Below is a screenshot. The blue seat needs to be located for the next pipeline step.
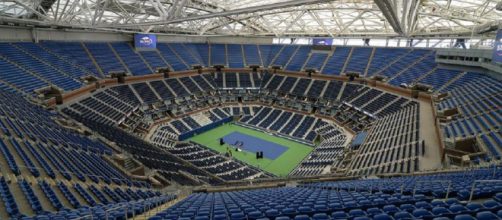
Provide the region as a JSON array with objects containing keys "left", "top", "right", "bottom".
[
  {"left": 476, "top": 211, "right": 499, "bottom": 220},
  {"left": 415, "top": 201, "right": 432, "bottom": 209},
  {"left": 248, "top": 211, "right": 265, "bottom": 220},
  {"left": 382, "top": 205, "right": 400, "bottom": 214},
  {"left": 276, "top": 217, "right": 290, "bottom": 220},
  {"left": 366, "top": 207, "right": 383, "bottom": 216},
  {"left": 412, "top": 208, "right": 433, "bottom": 219},
  {"left": 445, "top": 198, "right": 460, "bottom": 205},
  {"left": 399, "top": 204, "right": 415, "bottom": 212},
  {"left": 431, "top": 206, "right": 452, "bottom": 217},
  {"left": 213, "top": 214, "right": 227, "bottom": 220},
  {"left": 495, "top": 193, "right": 502, "bottom": 203},
  {"left": 348, "top": 209, "right": 366, "bottom": 218},
  {"left": 466, "top": 203, "right": 484, "bottom": 212},
  {"left": 483, "top": 200, "right": 501, "bottom": 210},
  {"left": 294, "top": 215, "right": 311, "bottom": 220},
  {"left": 449, "top": 204, "right": 470, "bottom": 215},
  {"left": 331, "top": 211, "right": 349, "bottom": 219},
  {"left": 313, "top": 204, "right": 329, "bottom": 213},
  {"left": 231, "top": 212, "right": 246, "bottom": 220},
  {"left": 454, "top": 214, "right": 476, "bottom": 220},
  {"left": 394, "top": 211, "right": 413, "bottom": 220},
  {"left": 298, "top": 206, "right": 314, "bottom": 216},
  {"left": 282, "top": 208, "right": 298, "bottom": 217},
  {"left": 431, "top": 200, "right": 448, "bottom": 207},
  {"left": 353, "top": 217, "right": 371, "bottom": 220},
  {"left": 372, "top": 213, "right": 393, "bottom": 220},
  {"left": 312, "top": 213, "right": 329, "bottom": 220},
  {"left": 328, "top": 203, "right": 343, "bottom": 211},
  {"left": 265, "top": 209, "right": 281, "bottom": 218}
]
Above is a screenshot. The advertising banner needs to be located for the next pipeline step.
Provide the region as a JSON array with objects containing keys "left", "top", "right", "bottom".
[{"left": 134, "top": 34, "right": 157, "bottom": 49}]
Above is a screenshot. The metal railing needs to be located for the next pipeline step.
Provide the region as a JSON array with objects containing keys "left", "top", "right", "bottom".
[
  {"left": 468, "top": 179, "right": 502, "bottom": 202},
  {"left": 412, "top": 180, "right": 452, "bottom": 199}
]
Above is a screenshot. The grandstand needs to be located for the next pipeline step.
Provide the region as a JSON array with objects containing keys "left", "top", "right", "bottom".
[{"left": 0, "top": 0, "right": 501, "bottom": 219}]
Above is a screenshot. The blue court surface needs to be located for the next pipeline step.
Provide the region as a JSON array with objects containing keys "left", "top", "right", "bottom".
[{"left": 222, "top": 131, "right": 288, "bottom": 160}]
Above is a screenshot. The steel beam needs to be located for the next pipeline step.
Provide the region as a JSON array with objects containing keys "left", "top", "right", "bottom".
[{"left": 95, "top": 0, "right": 337, "bottom": 28}]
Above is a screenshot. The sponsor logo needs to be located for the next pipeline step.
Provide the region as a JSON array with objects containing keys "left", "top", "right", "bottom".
[
  {"left": 497, "top": 44, "right": 502, "bottom": 56},
  {"left": 140, "top": 36, "right": 153, "bottom": 46}
]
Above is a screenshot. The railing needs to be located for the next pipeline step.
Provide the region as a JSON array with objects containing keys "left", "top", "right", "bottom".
[
  {"left": 413, "top": 180, "right": 452, "bottom": 199},
  {"left": 468, "top": 179, "right": 502, "bottom": 202}
]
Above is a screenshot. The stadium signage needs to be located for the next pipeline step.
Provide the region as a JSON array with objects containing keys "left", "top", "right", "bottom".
[
  {"left": 493, "top": 29, "right": 502, "bottom": 64},
  {"left": 134, "top": 33, "right": 157, "bottom": 49},
  {"left": 313, "top": 38, "right": 333, "bottom": 46}
]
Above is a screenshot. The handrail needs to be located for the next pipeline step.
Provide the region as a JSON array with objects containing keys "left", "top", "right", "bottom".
[
  {"left": 413, "top": 180, "right": 452, "bottom": 199},
  {"left": 468, "top": 179, "right": 502, "bottom": 202}
]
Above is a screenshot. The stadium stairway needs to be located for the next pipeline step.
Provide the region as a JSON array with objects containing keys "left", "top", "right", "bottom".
[
  {"left": 108, "top": 42, "right": 132, "bottom": 74},
  {"left": 80, "top": 42, "right": 105, "bottom": 77},
  {"left": 340, "top": 47, "right": 354, "bottom": 74},
  {"left": 362, "top": 47, "right": 376, "bottom": 77}
]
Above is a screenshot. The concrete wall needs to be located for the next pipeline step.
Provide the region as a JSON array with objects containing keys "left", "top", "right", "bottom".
[{"left": 436, "top": 48, "right": 502, "bottom": 78}]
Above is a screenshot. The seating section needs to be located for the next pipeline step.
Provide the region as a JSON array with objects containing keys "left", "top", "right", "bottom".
[
  {"left": 157, "top": 43, "right": 190, "bottom": 71},
  {"left": 227, "top": 44, "right": 245, "bottom": 68},
  {"left": 306, "top": 167, "right": 502, "bottom": 201},
  {"left": 4, "top": 40, "right": 502, "bottom": 219},
  {"left": 344, "top": 47, "right": 373, "bottom": 74},
  {"left": 0, "top": 86, "right": 184, "bottom": 219},
  {"left": 292, "top": 122, "right": 347, "bottom": 176},
  {"left": 259, "top": 44, "right": 283, "bottom": 67},
  {"left": 138, "top": 50, "right": 168, "bottom": 70},
  {"left": 84, "top": 42, "right": 126, "bottom": 74},
  {"left": 150, "top": 141, "right": 271, "bottom": 181},
  {"left": 304, "top": 53, "right": 328, "bottom": 71},
  {"left": 151, "top": 173, "right": 502, "bottom": 220},
  {"left": 239, "top": 107, "right": 323, "bottom": 144},
  {"left": 366, "top": 48, "right": 410, "bottom": 76},
  {"left": 0, "top": 56, "right": 49, "bottom": 93},
  {"left": 0, "top": 41, "right": 491, "bottom": 99},
  {"left": 243, "top": 44, "right": 262, "bottom": 66},
  {"left": 0, "top": 43, "right": 82, "bottom": 91},
  {"left": 41, "top": 41, "right": 101, "bottom": 76},
  {"left": 349, "top": 105, "right": 422, "bottom": 176},
  {"left": 419, "top": 68, "right": 462, "bottom": 90},
  {"left": 111, "top": 42, "right": 152, "bottom": 75},
  {"left": 272, "top": 45, "right": 298, "bottom": 67},
  {"left": 436, "top": 73, "right": 501, "bottom": 161},
  {"left": 388, "top": 53, "right": 437, "bottom": 86},
  {"left": 185, "top": 43, "right": 209, "bottom": 66},
  {"left": 285, "top": 46, "right": 311, "bottom": 71},
  {"left": 376, "top": 49, "right": 431, "bottom": 79},
  {"left": 211, "top": 44, "right": 227, "bottom": 66},
  {"left": 168, "top": 43, "right": 202, "bottom": 67},
  {"left": 321, "top": 46, "right": 351, "bottom": 75}
]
